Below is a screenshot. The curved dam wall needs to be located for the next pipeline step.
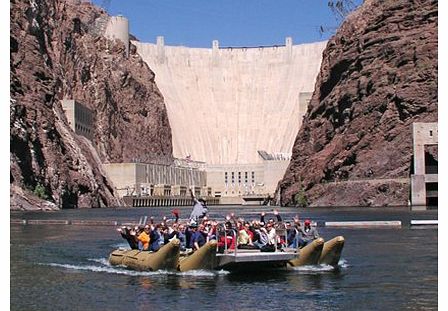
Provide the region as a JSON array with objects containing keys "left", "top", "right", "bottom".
[{"left": 133, "top": 38, "right": 326, "bottom": 166}]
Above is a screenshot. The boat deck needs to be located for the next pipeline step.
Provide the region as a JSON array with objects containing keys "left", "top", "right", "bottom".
[{"left": 215, "top": 250, "right": 297, "bottom": 271}]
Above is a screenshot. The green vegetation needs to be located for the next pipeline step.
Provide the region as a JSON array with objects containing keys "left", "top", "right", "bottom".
[
  {"left": 33, "top": 183, "right": 48, "bottom": 200},
  {"left": 294, "top": 189, "right": 308, "bottom": 207}
]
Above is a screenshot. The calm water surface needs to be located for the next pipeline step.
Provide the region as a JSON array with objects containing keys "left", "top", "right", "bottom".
[{"left": 10, "top": 206, "right": 437, "bottom": 310}]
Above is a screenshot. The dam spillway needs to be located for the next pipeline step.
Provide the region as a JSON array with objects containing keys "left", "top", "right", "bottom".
[{"left": 133, "top": 38, "right": 326, "bottom": 165}]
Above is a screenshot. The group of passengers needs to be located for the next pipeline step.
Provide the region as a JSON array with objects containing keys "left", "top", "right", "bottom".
[
  {"left": 117, "top": 188, "right": 320, "bottom": 253},
  {"left": 218, "top": 210, "right": 320, "bottom": 252}
]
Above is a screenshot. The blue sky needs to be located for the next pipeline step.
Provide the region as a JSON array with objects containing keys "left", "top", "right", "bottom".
[{"left": 92, "top": 0, "right": 362, "bottom": 47}]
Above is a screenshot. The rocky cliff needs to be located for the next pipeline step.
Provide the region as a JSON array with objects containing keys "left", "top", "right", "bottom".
[
  {"left": 10, "top": 0, "right": 173, "bottom": 209},
  {"left": 279, "top": 0, "right": 437, "bottom": 207}
]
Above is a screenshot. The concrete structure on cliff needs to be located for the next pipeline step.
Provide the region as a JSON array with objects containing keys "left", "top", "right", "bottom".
[
  {"left": 411, "top": 122, "right": 438, "bottom": 209},
  {"left": 61, "top": 99, "right": 94, "bottom": 140},
  {"left": 100, "top": 15, "right": 326, "bottom": 203},
  {"left": 104, "top": 15, "right": 129, "bottom": 57}
]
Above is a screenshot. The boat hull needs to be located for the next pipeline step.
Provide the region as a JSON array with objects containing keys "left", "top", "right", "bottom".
[
  {"left": 318, "top": 236, "right": 345, "bottom": 266},
  {"left": 109, "top": 238, "right": 180, "bottom": 271},
  {"left": 109, "top": 236, "right": 345, "bottom": 272},
  {"left": 178, "top": 241, "right": 218, "bottom": 272},
  {"left": 288, "top": 238, "right": 324, "bottom": 267}
]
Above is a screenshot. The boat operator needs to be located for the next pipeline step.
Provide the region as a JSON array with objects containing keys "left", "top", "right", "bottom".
[{"left": 189, "top": 187, "right": 208, "bottom": 225}]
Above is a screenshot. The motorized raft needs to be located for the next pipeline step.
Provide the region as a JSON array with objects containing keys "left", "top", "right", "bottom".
[{"left": 109, "top": 234, "right": 345, "bottom": 272}]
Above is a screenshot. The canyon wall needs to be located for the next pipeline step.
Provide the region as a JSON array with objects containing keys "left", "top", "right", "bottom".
[
  {"left": 10, "top": 0, "right": 173, "bottom": 209},
  {"left": 279, "top": 0, "right": 438, "bottom": 207}
]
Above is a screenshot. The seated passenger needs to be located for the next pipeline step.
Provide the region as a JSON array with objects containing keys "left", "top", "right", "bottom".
[
  {"left": 262, "top": 223, "right": 277, "bottom": 252},
  {"left": 206, "top": 220, "right": 217, "bottom": 241},
  {"left": 237, "top": 222, "right": 256, "bottom": 249},
  {"left": 137, "top": 225, "right": 151, "bottom": 251},
  {"left": 287, "top": 223, "right": 300, "bottom": 248},
  {"left": 253, "top": 224, "right": 268, "bottom": 250},
  {"left": 192, "top": 224, "right": 207, "bottom": 251},
  {"left": 149, "top": 224, "right": 162, "bottom": 252},
  {"left": 117, "top": 226, "right": 139, "bottom": 250},
  {"left": 297, "top": 219, "right": 319, "bottom": 247},
  {"left": 177, "top": 224, "right": 187, "bottom": 251},
  {"left": 217, "top": 221, "right": 236, "bottom": 252}
]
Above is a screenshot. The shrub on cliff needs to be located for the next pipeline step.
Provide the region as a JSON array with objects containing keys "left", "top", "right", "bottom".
[
  {"left": 294, "top": 189, "right": 308, "bottom": 207},
  {"left": 33, "top": 183, "right": 48, "bottom": 200}
]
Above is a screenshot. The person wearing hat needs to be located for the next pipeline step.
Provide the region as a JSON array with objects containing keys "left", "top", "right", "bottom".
[
  {"left": 137, "top": 225, "right": 151, "bottom": 251},
  {"left": 297, "top": 219, "right": 320, "bottom": 248},
  {"left": 189, "top": 187, "right": 208, "bottom": 224}
]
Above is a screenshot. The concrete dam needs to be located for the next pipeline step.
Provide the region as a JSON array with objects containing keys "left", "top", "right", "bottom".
[
  {"left": 100, "top": 16, "right": 327, "bottom": 203},
  {"left": 133, "top": 37, "right": 326, "bottom": 165},
  {"left": 132, "top": 37, "right": 326, "bottom": 200}
]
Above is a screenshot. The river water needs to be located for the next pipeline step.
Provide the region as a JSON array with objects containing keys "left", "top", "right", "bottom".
[{"left": 10, "top": 206, "right": 437, "bottom": 310}]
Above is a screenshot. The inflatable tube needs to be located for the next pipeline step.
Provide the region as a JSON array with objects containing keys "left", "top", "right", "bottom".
[
  {"left": 178, "top": 241, "right": 218, "bottom": 272},
  {"left": 318, "top": 236, "right": 345, "bottom": 266},
  {"left": 110, "top": 238, "right": 180, "bottom": 271},
  {"left": 109, "top": 249, "right": 139, "bottom": 266},
  {"left": 288, "top": 238, "right": 324, "bottom": 267}
]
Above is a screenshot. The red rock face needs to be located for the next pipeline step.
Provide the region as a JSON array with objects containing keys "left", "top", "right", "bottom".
[
  {"left": 279, "top": 0, "right": 437, "bottom": 207},
  {"left": 10, "top": 0, "right": 173, "bottom": 209}
]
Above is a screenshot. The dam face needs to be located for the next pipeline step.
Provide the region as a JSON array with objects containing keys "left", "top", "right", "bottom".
[{"left": 133, "top": 37, "right": 326, "bottom": 199}]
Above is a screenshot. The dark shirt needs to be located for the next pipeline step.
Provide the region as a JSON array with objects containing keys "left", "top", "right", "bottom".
[
  {"left": 185, "top": 228, "right": 193, "bottom": 248},
  {"left": 192, "top": 231, "right": 206, "bottom": 248},
  {"left": 177, "top": 231, "right": 186, "bottom": 250},
  {"left": 164, "top": 230, "right": 178, "bottom": 245},
  {"left": 149, "top": 230, "right": 161, "bottom": 251},
  {"left": 121, "top": 229, "right": 138, "bottom": 250}
]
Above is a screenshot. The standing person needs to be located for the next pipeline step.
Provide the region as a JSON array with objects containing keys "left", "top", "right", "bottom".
[{"left": 189, "top": 187, "right": 208, "bottom": 224}]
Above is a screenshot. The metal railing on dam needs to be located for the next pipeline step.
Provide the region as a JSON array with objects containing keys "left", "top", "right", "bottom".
[
  {"left": 219, "top": 44, "right": 286, "bottom": 50},
  {"left": 122, "top": 196, "right": 220, "bottom": 207}
]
